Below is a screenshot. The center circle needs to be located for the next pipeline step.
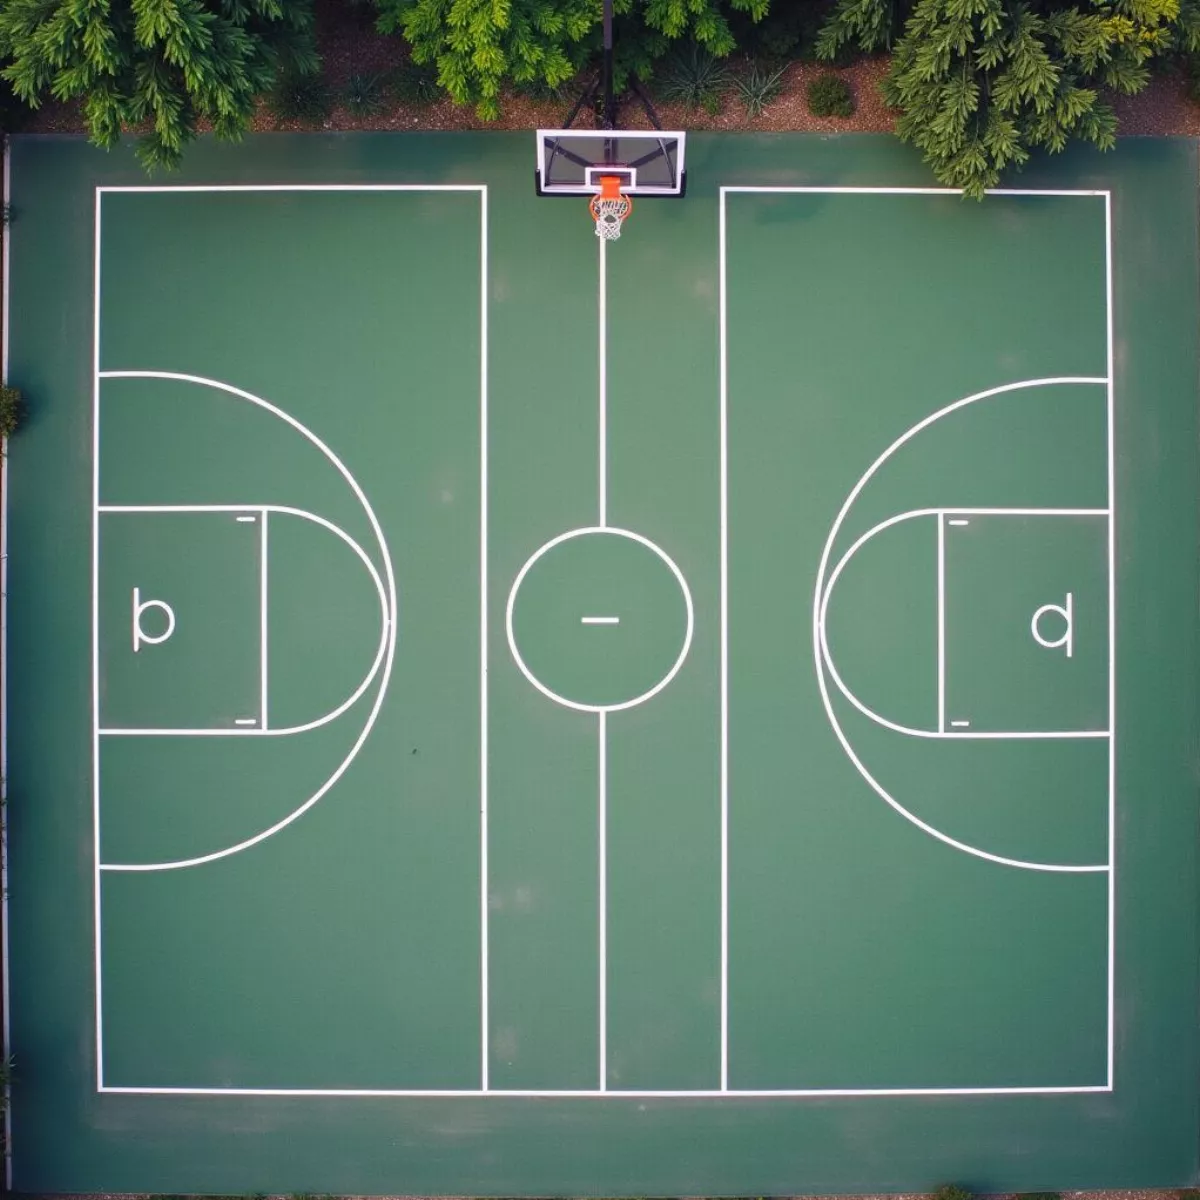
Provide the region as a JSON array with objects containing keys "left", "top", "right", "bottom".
[{"left": 506, "top": 527, "right": 694, "bottom": 712}]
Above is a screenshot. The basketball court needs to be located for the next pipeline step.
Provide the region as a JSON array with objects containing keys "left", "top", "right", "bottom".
[{"left": 3, "top": 131, "right": 1198, "bottom": 1193}]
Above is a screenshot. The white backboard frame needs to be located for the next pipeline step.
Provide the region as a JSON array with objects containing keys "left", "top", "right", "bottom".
[{"left": 536, "top": 129, "right": 687, "bottom": 196}]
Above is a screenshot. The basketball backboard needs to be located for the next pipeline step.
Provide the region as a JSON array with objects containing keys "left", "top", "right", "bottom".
[{"left": 536, "top": 129, "right": 687, "bottom": 196}]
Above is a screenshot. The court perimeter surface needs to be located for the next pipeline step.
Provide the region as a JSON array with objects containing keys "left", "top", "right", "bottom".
[{"left": 5, "top": 132, "right": 1198, "bottom": 1194}]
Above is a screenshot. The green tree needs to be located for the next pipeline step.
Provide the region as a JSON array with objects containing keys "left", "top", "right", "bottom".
[
  {"left": 0, "top": 0, "right": 318, "bottom": 170},
  {"left": 375, "top": 0, "right": 770, "bottom": 120},
  {"left": 820, "top": 0, "right": 1199, "bottom": 196}
]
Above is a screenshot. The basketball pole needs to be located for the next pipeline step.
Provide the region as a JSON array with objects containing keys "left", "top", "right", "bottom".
[
  {"left": 556, "top": 0, "right": 665, "bottom": 132},
  {"left": 601, "top": 0, "right": 615, "bottom": 131}
]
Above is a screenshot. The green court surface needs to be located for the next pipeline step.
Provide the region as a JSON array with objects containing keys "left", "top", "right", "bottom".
[{"left": 4, "top": 132, "right": 1198, "bottom": 1194}]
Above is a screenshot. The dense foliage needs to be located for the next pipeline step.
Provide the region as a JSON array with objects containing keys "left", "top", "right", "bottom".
[
  {"left": 0, "top": 0, "right": 318, "bottom": 169},
  {"left": 820, "top": 0, "right": 1200, "bottom": 195},
  {"left": 0, "top": 0, "right": 1195, "bottom": 190},
  {"left": 374, "top": 0, "right": 769, "bottom": 119}
]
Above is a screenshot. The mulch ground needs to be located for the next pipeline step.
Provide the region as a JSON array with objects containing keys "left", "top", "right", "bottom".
[{"left": 17, "top": 0, "right": 1198, "bottom": 141}]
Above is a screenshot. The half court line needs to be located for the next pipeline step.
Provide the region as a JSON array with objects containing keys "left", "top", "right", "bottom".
[
  {"left": 598, "top": 235, "right": 608, "bottom": 528},
  {"left": 260, "top": 508, "right": 268, "bottom": 731},
  {"left": 598, "top": 710, "right": 608, "bottom": 1092},
  {"left": 937, "top": 511, "right": 945, "bottom": 734}
]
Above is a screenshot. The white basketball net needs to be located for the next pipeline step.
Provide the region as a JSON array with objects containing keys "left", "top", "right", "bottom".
[{"left": 591, "top": 195, "right": 632, "bottom": 240}]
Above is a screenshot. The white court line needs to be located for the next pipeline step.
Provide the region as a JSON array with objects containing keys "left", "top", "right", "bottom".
[
  {"left": 98, "top": 1083, "right": 1112, "bottom": 1097},
  {"left": 722, "top": 187, "right": 1111, "bottom": 198},
  {"left": 97, "top": 185, "right": 487, "bottom": 194},
  {"left": 582, "top": 616, "right": 619, "bottom": 625},
  {"left": 598, "top": 235, "right": 608, "bottom": 528},
  {"left": 717, "top": 179, "right": 730, "bottom": 1094},
  {"left": 598, "top": 710, "right": 608, "bottom": 1092},
  {"left": 92, "top": 185, "right": 104, "bottom": 1087},
  {"left": 236, "top": 515, "right": 255, "bottom": 523},
  {"left": 806, "top": 384, "right": 1112, "bottom": 873},
  {"left": 1, "top": 135, "right": 12, "bottom": 1186},
  {"left": 819, "top": 505, "right": 1110, "bottom": 741},
  {"left": 260, "top": 508, "right": 268, "bottom": 730},
  {"left": 93, "top": 185, "right": 491, "bottom": 1095},
  {"left": 937, "top": 512, "right": 945, "bottom": 734},
  {"left": 506, "top": 527, "right": 694, "bottom": 715},
  {"left": 719, "top": 192, "right": 1115, "bottom": 1100},
  {"left": 234, "top": 719, "right": 257, "bottom": 727},
  {"left": 96, "top": 504, "right": 388, "bottom": 737},
  {"left": 93, "top": 374, "right": 398, "bottom": 875},
  {"left": 1104, "top": 191, "right": 1116, "bottom": 1087},
  {"left": 951, "top": 721, "right": 971, "bottom": 728},
  {"left": 479, "top": 187, "right": 490, "bottom": 1093},
  {"left": 728, "top": 199, "right": 1111, "bottom": 874},
  {"left": 948, "top": 519, "right": 969, "bottom": 526}
]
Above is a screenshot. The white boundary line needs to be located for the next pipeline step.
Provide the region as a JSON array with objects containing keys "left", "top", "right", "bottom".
[
  {"left": 720, "top": 188, "right": 1114, "bottom": 1094},
  {"left": 598, "top": 709, "right": 607, "bottom": 1091},
  {"left": 479, "top": 188, "right": 490, "bottom": 1093},
  {"left": 98, "top": 1083, "right": 1111, "bottom": 1097},
  {"left": 93, "top": 184, "right": 492, "bottom": 1095},
  {"left": 936, "top": 511, "right": 945, "bottom": 734},
  {"left": 819, "top": 506, "right": 1111, "bottom": 741},
  {"left": 260, "top": 508, "right": 268, "bottom": 729},
  {"left": 86, "top": 183, "right": 1116, "bottom": 1100},
  {"left": 92, "top": 185, "right": 103, "bottom": 1088},
  {"left": 96, "top": 185, "right": 485, "bottom": 195},
  {"left": 717, "top": 189, "right": 730, "bottom": 1093},
  {"left": 1104, "top": 192, "right": 1116, "bottom": 1087},
  {"left": 1, "top": 134, "right": 12, "bottom": 1188},
  {"left": 94, "top": 504, "right": 388, "bottom": 738},
  {"left": 722, "top": 187, "right": 1109, "bottom": 198}
]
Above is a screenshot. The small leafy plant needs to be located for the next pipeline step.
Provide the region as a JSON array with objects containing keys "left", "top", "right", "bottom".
[
  {"left": 933, "top": 1186, "right": 973, "bottom": 1200},
  {"left": 267, "top": 70, "right": 332, "bottom": 124},
  {"left": 659, "top": 44, "right": 732, "bottom": 112},
  {"left": 0, "top": 386, "right": 26, "bottom": 437},
  {"left": 806, "top": 72, "right": 854, "bottom": 118},
  {"left": 344, "top": 71, "right": 389, "bottom": 117},
  {"left": 392, "top": 61, "right": 441, "bottom": 105},
  {"left": 734, "top": 62, "right": 787, "bottom": 117},
  {"left": 1184, "top": 56, "right": 1200, "bottom": 105}
]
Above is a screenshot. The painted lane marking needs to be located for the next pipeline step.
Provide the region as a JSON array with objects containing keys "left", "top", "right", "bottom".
[{"left": 581, "top": 616, "right": 620, "bottom": 625}]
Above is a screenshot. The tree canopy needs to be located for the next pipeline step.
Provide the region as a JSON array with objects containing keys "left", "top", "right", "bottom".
[
  {"left": 820, "top": 0, "right": 1199, "bottom": 195},
  {"left": 375, "top": 0, "right": 770, "bottom": 119},
  {"left": 0, "top": 0, "right": 318, "bottom": 169},
  {"left": 0, "top": 0, "right": 1196, "bottom": 191}
]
